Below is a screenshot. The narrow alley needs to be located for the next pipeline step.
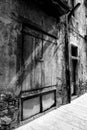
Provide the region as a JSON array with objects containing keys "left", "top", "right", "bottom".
[
  {"left": 15, "top": 93, "right": 87, "bottom": 130},
  {"left": 1, "top": 0, "right": 87, "bottom": 129}
]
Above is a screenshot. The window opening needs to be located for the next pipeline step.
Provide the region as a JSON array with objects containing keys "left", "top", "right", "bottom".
[{"left": 71, "top": 45, "right": 78, "bottom": 57}]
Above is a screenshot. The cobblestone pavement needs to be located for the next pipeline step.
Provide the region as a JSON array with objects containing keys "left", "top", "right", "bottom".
[{"left": 15, "top": 93, "right": 87, "bottom": 130}]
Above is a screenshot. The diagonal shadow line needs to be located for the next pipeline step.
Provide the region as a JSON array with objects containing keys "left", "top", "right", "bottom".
[
  {"left": 21, "top": 38, "right": 53, "bottom": 82},
  {"left": 53, "top": 42, "right": 64, "bottom": 56},
  {"left": 7, "top": 33, "right": 56, "bottom": 91}
]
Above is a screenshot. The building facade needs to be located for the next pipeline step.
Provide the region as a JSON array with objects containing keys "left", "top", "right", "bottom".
[
  {"left": 69, "top": 0, "right": 87, "bottom": 96},
  {"left": 0, "top": 0, "right": 87, "bottom": 129}
]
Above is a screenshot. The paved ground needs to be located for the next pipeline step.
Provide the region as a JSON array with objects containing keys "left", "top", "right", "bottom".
[{"left": 15, "top": 93, "right": 87, "bottom": 130}]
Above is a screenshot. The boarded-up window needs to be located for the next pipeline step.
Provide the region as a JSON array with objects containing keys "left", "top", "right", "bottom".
[
  {"left": 21, "top": 90, "right": 56, "bottom": 120},
  {"left": 22, "top": 96, "right": 40, "bottom": 120},
  {"left": 42, "top": 92, "right": 55, "bottom": 111}
]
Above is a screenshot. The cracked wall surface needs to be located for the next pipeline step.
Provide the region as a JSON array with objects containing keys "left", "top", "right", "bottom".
[
  {"left": 0, "top": 0, "right": 67, "bottom": 129},
  {"left": 0, "top": 0, "right": 87, "bottom": 129}
]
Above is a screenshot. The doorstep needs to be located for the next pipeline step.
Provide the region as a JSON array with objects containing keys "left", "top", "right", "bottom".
[{"left": 71, "top": 95, "right": 78, "bottom": 101}]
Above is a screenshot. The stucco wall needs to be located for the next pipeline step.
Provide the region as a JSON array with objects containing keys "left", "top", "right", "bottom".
[
  {"left": 0, "top": 0, "right": 67, "bottom": 129},
  {"left": 0, "top": 0, "right": 87, "bottom": 129},
  {"left": 69, "top": 0, "right": 87, "bottom": 95}
]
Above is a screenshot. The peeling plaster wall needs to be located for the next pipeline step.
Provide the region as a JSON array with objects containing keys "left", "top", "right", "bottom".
[
  {"left": 1, "top": 0, "right": 87, "bottom": 128},
  {"left": 0, "top": 0, "right": 67, "bottom": 129},
  {"left": 70, "top": 0, "right": 87, "bottom": 95},
  {"left": 0, "top": 18, "right": 17, "bottom": 90},
  {"left": 0, "top": 9, "right": 21, "bottom": 130}
]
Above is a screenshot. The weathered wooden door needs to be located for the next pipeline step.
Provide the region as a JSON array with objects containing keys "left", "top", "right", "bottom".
[
  {"left": 20, "top": 25, "right": 57, "bottom": 120},
  {"left": 21, "top": 25, "right": 57, "bottom": 91},
  {"left": 22, "top": 26, "right": 43, "bottom": 91}
]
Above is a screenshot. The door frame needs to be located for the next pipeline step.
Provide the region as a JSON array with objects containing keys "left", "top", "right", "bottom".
[{"left": 70, "top": 44, "right": 79, "bottom": 98}]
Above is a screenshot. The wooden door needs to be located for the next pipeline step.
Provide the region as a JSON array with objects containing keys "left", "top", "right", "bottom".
[{"left": 21, "top": 26, "right": 42, "bottom": 91}]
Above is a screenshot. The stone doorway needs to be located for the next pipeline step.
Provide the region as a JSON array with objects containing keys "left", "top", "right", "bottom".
[
  {"left": 71, "top": 59, "right": 78, "bottom": 95},
  {"left": 70, "top": 45, "right": 78, "bottom": 97}
]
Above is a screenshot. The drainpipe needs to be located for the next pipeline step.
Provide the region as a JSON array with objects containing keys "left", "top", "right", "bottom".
[
  {"left": 65, "top": 3, "right": 81, "bottom": 103},
  {"left": 65, "top": 14, "right": 71, "bottom": 103}
]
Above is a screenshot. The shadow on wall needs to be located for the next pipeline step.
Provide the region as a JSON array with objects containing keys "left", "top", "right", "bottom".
[{"left": 6, "top": 27, "right": 59, "bottom": 93}]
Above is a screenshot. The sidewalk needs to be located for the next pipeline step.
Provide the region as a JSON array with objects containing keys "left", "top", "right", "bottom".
[{"left": 15, "top": 93, "right": 87, "bottom": 130}]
